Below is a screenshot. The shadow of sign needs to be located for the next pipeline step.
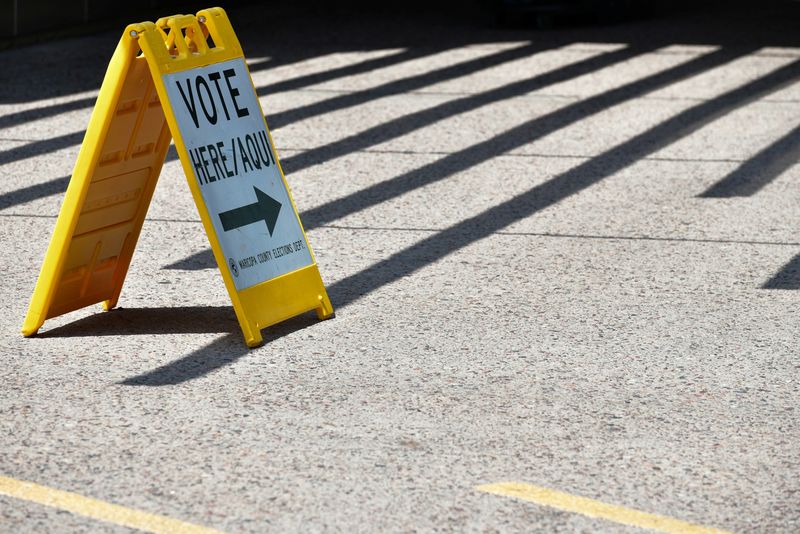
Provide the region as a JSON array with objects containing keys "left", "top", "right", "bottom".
[
  {"left": 117, "top": 313, "right": 320, "bottom": 386},
  {"left": 38, "top": 306, "right": 240, "bottom": 337},
  {"left": 36, "top": 306, "right": 321, "bottom": 386}
]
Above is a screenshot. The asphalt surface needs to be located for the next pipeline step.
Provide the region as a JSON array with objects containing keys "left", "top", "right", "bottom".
[{"left": 1, "top": 2, "right": 799, "bottom": 532}]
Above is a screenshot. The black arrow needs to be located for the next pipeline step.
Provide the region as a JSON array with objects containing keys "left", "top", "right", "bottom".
[{"left": 218, "top": 186, "right": 282, "bottom": 235}]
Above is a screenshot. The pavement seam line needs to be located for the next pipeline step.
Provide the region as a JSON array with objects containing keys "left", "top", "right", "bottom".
[
  {"left": 3, "top": 213, "right": 799, "bottom": 248},
  {"left": 476, "top": 482, "right": 733, "bottom": 534},
  {"left": 0, "top": 475, "right": 225, "bottom": 534}
]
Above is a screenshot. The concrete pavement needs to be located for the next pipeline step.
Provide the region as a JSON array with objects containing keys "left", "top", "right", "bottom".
[{"left": 1, "top": 3, "right": 799, "bottom": 532}]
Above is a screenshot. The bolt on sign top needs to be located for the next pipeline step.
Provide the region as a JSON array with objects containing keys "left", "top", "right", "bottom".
[{"left": 21, "top": 7, "right": 334, "bottom": 347}]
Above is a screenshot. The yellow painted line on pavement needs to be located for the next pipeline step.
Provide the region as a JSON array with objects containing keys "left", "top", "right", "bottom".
[
  {"left": 0, "top": 475, "right": 225, "bottom": 534},
  {"left": 476, "top": 482, "right": 732, "bottom": 534}
]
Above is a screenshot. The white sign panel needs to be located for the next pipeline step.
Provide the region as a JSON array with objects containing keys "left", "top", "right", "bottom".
[{"left": 164, "top": 58, "right": 313, "bottom": 290}]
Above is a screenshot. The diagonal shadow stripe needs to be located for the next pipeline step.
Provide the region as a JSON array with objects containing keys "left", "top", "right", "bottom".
[
  {"left": 326, "top": 56, "right": 800, "bottom": 309},
  {"left": 243, "top": 57, "right": 274, "bottom": 73},
  {"left": 164, "top": 45, "right": 756, "bottom": 271},
  {"left": 0, "top": 130, "right": 84, "bottom": 167},
  {"left": 699, "top": 122, "right": 800, "bottom": 197},
  {"left": 264, "top": 41, "right": 556, "bottom": 130},
  {"left": 256, "top": 47, "right": 437, "bottom": 97},
  {"left": 0, "top": 97, "right": 97, "bottom": 132},
  {"left": 762, "top": 253, "right": 800, "bottom": 289},
  {"left": 299, "top": 46, "right": 756, "bottom": 231},
  {"left": 281, "top": 44, "right": 655, "bottom": 174},
  {"left": 0, "top": 175, "right": 69, "bottom": 210}
]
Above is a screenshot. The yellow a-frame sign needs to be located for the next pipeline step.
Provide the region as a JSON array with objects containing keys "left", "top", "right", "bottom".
[{"left": 22, "top": 7, "right": 334, "bottom": 347}]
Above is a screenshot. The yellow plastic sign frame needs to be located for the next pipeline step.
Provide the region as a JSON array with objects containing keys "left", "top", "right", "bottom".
[{"left": 22, "top": 7, "right": 333, "bottom": 347}]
